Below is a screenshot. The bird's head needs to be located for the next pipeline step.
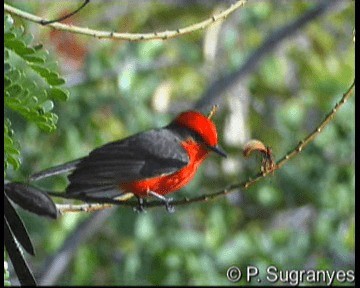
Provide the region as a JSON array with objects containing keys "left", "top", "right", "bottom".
[{"left": 173, "top": 110, "right": 227, "bottom": 158}]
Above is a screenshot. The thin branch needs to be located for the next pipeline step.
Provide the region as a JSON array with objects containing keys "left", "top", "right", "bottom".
[
  {"left": 275, "top": 80, "right": 355, "bottom": 171},
  {"left": 172, "top": 79, "right": 355, "bottom": 206},
  {"left": 53, "top": 79, "right": 355, "bottom": 212},
  {"left": 56, "top": 203, "right": 114, "bottom": 214},
  {"left": 4, "top": 0, "right": 246, "bottom": 41},
  {"left": 40, "top": 0, "right": 90, "bottom": 25}
]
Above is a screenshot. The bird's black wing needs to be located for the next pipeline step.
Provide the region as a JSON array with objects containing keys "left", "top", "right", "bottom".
[{"left": 66, "top": 128, "right": 189, "bottom": 197}]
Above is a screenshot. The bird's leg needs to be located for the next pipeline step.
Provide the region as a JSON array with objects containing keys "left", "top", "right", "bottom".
[
  {"left": 148, "top": 191, "right": 175, "bottom": 213},
  {"left": 133, "top": 196, "right": 147, "bottom": 213}
]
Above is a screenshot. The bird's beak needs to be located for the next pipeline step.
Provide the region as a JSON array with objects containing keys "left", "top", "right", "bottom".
[{"left": 207, "top": 144, "right": 227, "bottom": 158}]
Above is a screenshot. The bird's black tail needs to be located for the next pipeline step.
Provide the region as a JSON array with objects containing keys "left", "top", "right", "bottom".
[{"left": 29, "top": 158, "right": 83, "bottom": 182}]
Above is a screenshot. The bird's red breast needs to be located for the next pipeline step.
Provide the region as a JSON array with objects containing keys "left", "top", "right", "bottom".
[{"left": 119, "top": 138, "right": 209, "bottom": 197}]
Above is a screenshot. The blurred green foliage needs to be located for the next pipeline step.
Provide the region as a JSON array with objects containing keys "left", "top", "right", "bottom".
[
  {"left": 4, "top": 1, "right": 354, "bottom": 286},
  {"left": 4, "top": 13, "right": 69, "bottom": 174}
]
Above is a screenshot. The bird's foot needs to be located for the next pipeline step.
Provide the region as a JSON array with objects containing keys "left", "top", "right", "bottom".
[
  {"left": 164, "top": 199, "right": 175, "bottom": 213},
  {"left": 148, "top": 191, "right": 175, "bottom": 213},
  {"left": 133, "top": 196, "right": 147, "bottom": 213}
]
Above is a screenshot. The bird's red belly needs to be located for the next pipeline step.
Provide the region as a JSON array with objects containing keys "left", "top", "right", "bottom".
[
  {"left": 120, "top": 141, "right": 209, "bottom": 197},
  {"left": 120, "top": 162, "right": 199, "bottom": 197}
]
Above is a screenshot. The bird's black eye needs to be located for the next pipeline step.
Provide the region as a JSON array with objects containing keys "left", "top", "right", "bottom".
[{"left": 191, "top": 131, "right": 206, "bottom": 144}]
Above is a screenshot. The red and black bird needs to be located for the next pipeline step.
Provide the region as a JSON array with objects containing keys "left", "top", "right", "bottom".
[{"left": 30, "top": 110, "right": 226, "bottom": 211}]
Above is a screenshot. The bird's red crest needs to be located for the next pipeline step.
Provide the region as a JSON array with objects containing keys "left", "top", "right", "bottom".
[{"left": 174, "top": 111, "right": 218, "bottom": 146}]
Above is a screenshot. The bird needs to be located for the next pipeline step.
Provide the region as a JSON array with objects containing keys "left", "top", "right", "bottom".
[{"left": 30, "top": 110, "right": 227, "bottom": 212}]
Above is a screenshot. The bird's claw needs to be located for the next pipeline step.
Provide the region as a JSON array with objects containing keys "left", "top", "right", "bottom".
[
  {"left": 133, "top": 205, "right": 146, "bottom": 213},
  {"left": 164, "top": 198, "right": 175, "bottom": 213},
  {"left": 133, "top": 197, "right": 147, "bottom": 213},
  {"left": 147, "top": 191, "right": 175, "bottom": 213}
]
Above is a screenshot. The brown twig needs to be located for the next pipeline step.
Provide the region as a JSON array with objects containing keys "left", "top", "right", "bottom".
[
  {"left": 4, "top": 1, "right": 246, "bottom": 41},
  {"left": 53, "top": 79, "right": 355, "bottom": 212},
  {"left": 207, "top": 105, "right": 219, "bottom": 119},
  {"left": 56, "top": 203, "right": 114, "bottom": 214},
  {"left": 275, "top": 80, "right": 355, "bottom": 170},
  {"left": 40, "top": 0, "right": 90, "bottom": 25}
]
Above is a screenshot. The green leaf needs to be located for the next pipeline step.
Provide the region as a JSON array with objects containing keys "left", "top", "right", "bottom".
[
  {"left": 4, "top": 120, "right": 21, "bottom": 171},
  {"left": 33, "top": 44, "right": 43, "bottom": 50},
  {"left": 40, "top": 100, "right": 54, "bottom": 113},
  {"left": 4, "top": 14, "right": 14, "bottom": 33},
  {"left": 4, "top": 62, "right": 11, "bottom": 72},
  {"left": 6, "top": 37, "right": 36, "bottom": 56},
  {"left": 36, "top": 122, "right": 55, "bottom": 132},
  {"left": 49, "top": 87, "right": 69, "bottom": 101},
  {"left": 29, "top": 63, "right": 66, "bottom": 86},
  {"left": 23, "top": 54, "right": 46, "bottom": 63},
  {"left": 6, "top": 84, "right": 22, "bottom": 95}
]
